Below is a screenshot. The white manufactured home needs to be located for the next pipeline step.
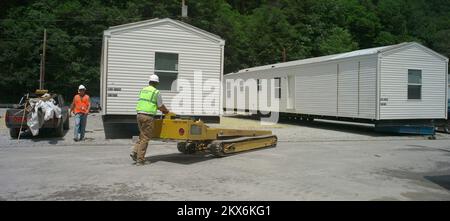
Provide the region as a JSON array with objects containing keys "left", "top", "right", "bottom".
[
  {"left": 224, "top": 42, "right": 448, "bottom": 125},
  {"left": 100, "top": 18, "right": 225, "bottom": 126}
]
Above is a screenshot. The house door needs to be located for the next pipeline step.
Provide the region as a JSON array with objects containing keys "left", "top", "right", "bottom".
[{"left": 287, "top": 75, "right": 295, "bottom": 110}]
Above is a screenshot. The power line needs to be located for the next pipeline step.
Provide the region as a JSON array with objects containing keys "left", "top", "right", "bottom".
[
  {"left": 0, "top": 37, "right": 104, "bottom": 42},
  {"left": 0, "top": 18, "right": 144, "bottom": 22},
  {"left": 0, "top": 40, "right": 103, "bottom": 43},
  {"left": 0, "top": 38, "right": 103, "bottom": 40}
]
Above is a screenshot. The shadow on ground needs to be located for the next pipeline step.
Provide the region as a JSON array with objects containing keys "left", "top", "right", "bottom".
[
  {"left": 382, "top": 164, "right": 450, "bottom": 200},
  {"left": 14, "top": 128, "right": 69, "bottom": 145},
  {"left": 226, "top": 115, "right": 405, "bottom": 137},
  {"left": 146, "top": 153, "right": 214, "bottom": 165},
  {"left": 104, "top": 123, "right": 139, "bottom": 139},
  {"left": 145, "top": 145, "right": 275, "bottom": 165},
  {"left": 405, "top": 145, "right": 450, "bottom": 155},
  {"left": 424, "top": 175, "right": 450, "bottom": 191}
]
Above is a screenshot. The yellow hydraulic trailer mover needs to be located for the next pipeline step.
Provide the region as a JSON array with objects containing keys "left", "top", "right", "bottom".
[{"left": 152, "top": 113, "right": 277, "bottom": 157}]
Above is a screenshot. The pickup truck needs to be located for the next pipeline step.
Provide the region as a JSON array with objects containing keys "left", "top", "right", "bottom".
[{"left": 5, "top": 93, "right": 70, "bottom": 138}]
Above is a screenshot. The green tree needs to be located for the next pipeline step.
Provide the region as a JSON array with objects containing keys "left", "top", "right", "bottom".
[
  {"left": 1, "top": 0, "right": 449, "bottom": 102},
  {"left": 318, "top": 27, "right": 358, "bottom": 54}
]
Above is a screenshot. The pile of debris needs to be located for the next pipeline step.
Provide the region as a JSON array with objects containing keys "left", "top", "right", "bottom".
[{"left": 24, "top": 93, "right": 62, "bottom": 136}]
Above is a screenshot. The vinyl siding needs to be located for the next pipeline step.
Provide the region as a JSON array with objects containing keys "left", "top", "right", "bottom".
[
  {"left": 379, "top": 45, "right": 447, "bottom": 119},
  {"left": 337, "top": 61, "right": 359, "bottom": 117},
  {"left": 103, "top": 21, "right": 222, "bottom": 116},
  {"left": 358, "top": 58, "right": 377, "bottom": 119},
  {"left": 295, "top": 63, "right": 338, "bottom": 116},
  {"left": 224, "top": 56, "right": 378, "bottom": 119},
  {"left": 224, "top": 43, "right": 447, "bottom": 121}
]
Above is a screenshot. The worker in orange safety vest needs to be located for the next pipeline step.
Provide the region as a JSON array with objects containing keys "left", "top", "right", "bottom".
[{"left": 70, "top": 85, "right": 90, "bottom": 142}]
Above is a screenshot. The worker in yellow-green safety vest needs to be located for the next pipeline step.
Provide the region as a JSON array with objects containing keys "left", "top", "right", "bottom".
[{"left": 131, "top": 74, "right": 170, "bottom": 166}]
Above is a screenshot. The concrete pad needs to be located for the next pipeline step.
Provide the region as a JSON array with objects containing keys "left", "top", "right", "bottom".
[{"left": 1, "top": 114, "right": 450, "bottom": 200}]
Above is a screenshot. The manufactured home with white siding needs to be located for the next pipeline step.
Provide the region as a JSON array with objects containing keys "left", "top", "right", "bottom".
[
  {"left": 224, "top": 42, "right": 448, "bottom": 132},
  {"left": 101, "top": 18, "right": 225, "bottom": 130}
]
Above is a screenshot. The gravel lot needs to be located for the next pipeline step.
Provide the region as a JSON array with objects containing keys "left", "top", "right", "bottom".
[
  {"left": 1, "top": 108, "right": 450, "bottom": 200},
  {"left": 2, "top": 109, "right": 446, "bottom": 148}
]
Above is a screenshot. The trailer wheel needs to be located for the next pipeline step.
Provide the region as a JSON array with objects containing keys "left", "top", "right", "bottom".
[
  {"left": 185, "top": 142, "right": 197, "bottom": 154},
  {"left": 55, "top": 120, "right": 65, "bottom": 137},
  {"left": 209, "top": 142, "right": 225, "bottom": 157},
  {"left": 271, "top": 136, "right": 278, "bottom": 147},
  {"left": 177, "top": 142, "right": 196, "bottom": 154},
  {"left": 9, "top": 128, "right": 20, "bottom": 139},
  {"left": 177, "top": 142, "right": 187, "bottom": 153},
  {"left": 63, "top": 115, "right": 70, "bottom": 130}
]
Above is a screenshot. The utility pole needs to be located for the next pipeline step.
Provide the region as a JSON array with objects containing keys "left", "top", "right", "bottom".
[
  {"left": 181, "top": 0, "right": 188, "bottom": 18},
  {"left": 282, "top": 47, "right": 286, "bottom": 62},
  {"left": 39, "top": 29, "right": 47, "bottom": 90}
]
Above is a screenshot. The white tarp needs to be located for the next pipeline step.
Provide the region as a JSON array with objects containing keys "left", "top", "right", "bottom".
[{"left": 26, "top": 97, "right": 62, "bottom": 136}]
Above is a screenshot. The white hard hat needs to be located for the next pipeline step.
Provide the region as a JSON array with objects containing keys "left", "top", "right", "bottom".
[
  {"left": 149, "top": 74, "right": 159, "bottom": 83},
  {"left": 78, "top": 85, "right": 86, "bottom": 90}
]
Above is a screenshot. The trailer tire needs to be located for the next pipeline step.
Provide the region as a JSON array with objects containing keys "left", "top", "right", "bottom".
[
  {"left": 177, "top": 142, "right": 187, "bottom": 153},
  {"left": 177, "top": 142, "right": 196, "bottom": 154},
  {"left": 63, "top": 115, "right": 70, "bottom": 130},
  {"left": 9, "top": 128, "right": 20, "bottom": 139},
  {"left": 186, "top": 142, "right": 197, "bottom": 154},
  {"left": 209, "top": 142, "right": 225, "bottom": 157},
  {"left": 271, "top": 136, "right": 278, "bottom": 147},
  {"left": 55, "top": 120, "right": 65, "bottom": 137}
]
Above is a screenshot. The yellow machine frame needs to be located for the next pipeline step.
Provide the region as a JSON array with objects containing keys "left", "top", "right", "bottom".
[{"left": 152, "top": 113, "right": 277, "bottom": 156}]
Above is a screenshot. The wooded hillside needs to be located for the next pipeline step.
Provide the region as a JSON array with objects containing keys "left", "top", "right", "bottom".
[{"left": 1, "top": 0, "right": 449, "bottom": 102}]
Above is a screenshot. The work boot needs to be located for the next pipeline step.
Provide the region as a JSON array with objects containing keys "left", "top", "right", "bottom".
[
  {"left": 135, "top": 161, "right": 149, "bottom": 166},
  {"left": 130, "top": 152, "right": 137, "bottom": 162}
]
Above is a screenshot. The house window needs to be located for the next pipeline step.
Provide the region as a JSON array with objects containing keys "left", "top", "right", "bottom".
[
  {"left": 408, "top": 69, "right": 422, "bottom": 100},
  {"left": 257, "top": 79, "right": 262, "bottom": 91},
  {"left": 274, "top": 77, "right": 281, "bottom": 98},
  {"left": 226, "top": 82, "right": 231, "bottom": 98},
  {"left": 155, "top": 52, "right": 178, "bottom": 91}
]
